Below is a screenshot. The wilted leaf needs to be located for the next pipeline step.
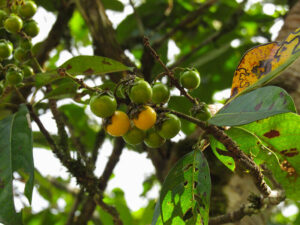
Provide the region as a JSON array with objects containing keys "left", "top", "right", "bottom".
[
  {"left": 152, "top": 150, "right": 211, "bottom": 225},
  {"left": 209, "top": 86, "right": 296, "bottom": 126},
  {"left": 230, "top": 27, "right": 300, "bottom": 99},
  {"left": 0, "top": 105, "right": 34, "bottom": 225}
]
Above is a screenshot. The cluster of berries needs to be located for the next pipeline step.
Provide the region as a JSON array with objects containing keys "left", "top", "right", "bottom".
[
  {"left": 0, "top": 1, "right": 38, "bottom": 93},
  {"left": 89, "top": 69, "right": 208, "bottom": 149}
]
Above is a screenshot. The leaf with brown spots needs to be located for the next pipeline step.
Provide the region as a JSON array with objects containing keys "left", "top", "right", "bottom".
[
  {"left": 263, "top": 130, "right": 280, "bottom": 138},
  {"left": 229, "top": 27, "right": 300, "bottom": 101},
  {"left": 152, "top": 150, "right": 211, "bottom": 225},
  {"left": 241, "top": 113, "right": 300, "bottom": 200},
  {"left": 59, "top": 55, "right": 130, "bottom": 76}
]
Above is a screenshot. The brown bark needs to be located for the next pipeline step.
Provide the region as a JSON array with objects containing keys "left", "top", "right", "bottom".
[
  {"left": 75, "top": 0, "right": 134, "bottom": 68},
  {"left": 273, "top": 0, "right": 300, "bottom": 113}
]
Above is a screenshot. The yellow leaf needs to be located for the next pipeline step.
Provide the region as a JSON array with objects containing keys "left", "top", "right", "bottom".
[{"left": 231, "top": 27, "right": 300, "bottom": 97}]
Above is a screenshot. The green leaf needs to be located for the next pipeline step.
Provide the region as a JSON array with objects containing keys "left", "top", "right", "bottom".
[
  {"left": 209, "top": 128, "right": 262, "bottom": 171},
  {"left": 102, "top": 0, "right": 124, "bottom": 11},
  {"left": 241, "top": 113, "right": 300, "bottom": 200},
  {"left": 43, "top": 80, "right": 79, "bottom": 100},
  {"left": 33, "top": 132, "right": 60, "bottom": 150},
  {"left": 59, "top": 55, "right": 130, "bottom": 76},
  {"left": 211, "top": 113, "right": 300, "bottom": 200},
  {"left": 59, "top": 104, "right": 98, "bottom": 151},
  {"left": 152, "top": 150, "right": 211, "bottom": 225},
  {"left": 0, "top": 105, "right": 34, "bottom": 225},
  {"left": 35, "top": 72, "right": 62, "bottom": 88},
  {"left": 209, "top": 86, "right": 296, "bottom": 126}
]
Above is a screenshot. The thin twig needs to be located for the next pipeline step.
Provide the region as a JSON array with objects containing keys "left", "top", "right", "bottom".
[
  {"left": 153, "top": 0, "right": 219, "bottom": 48},
  {"left": 94, "top": 195, "right": 123, "bottom": 225},
  {"left": 47, "top": 90, "right": 69, "bottom": 154},
  {"left": 143, "top": 37, "right": 198, "bottom": 105},
  {"left": 74, "top": 137, "right": 125, "bottom": 224}
]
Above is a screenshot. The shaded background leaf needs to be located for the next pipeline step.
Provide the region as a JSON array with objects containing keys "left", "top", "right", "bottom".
[{"left": 0, "top": 105, "right": 34, "bottom": 225}]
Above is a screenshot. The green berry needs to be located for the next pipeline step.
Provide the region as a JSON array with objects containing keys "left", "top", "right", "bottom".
[
  {"left": 144, "top": 128, "right": 165, "bottom": 148},
  {"left": 151, "top": 82, "right": 170, "bottom": 104},
  {"left": 4, "top": 14, "right": 23, "bottom": 33},
  {"left": 14, "top": 47, "right": 30, "bottom": 62},
  {"left": 89, "top": 94, "right": 117, "bottom": 118},
  {"left": 23, "top": 19, "right": 39, "bottom": 37},
  {"left": 20, "top": 39, "right": 33, "bottom": 50},
  {"left": 0, "top": 40, "right": 13, "bottom": 59},
  {"left": 6, "top": 68, "right": 24, "bottom": 85},
  {"left": 19, "top": 1, "right": 37, "bottom": 19},
  {"left": 129, "top": 79, "right": 152, "bottom": 104},
  {"left": 157, "top": 114, "right": 181, "bottom": 139},
  {"left": 123, "top": 127, "right": 145, "bottom": 145},
  {"left": 0, "top": 9, "right": 7, "bottom": 27},
  {"left": 22, "top": 65, "right": 34, "bottom": 77},
  {"left": 180, "top": 69, "right": 201, "bottom": 90}
]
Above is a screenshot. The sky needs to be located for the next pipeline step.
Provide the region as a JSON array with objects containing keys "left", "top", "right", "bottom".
[{"left": 6, "top": 0, "right": 298, "bottom": 222}]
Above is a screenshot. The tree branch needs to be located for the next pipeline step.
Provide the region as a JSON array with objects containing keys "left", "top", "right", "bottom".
[
  {"left": 155, "top": 107, "right": 271, "bottom": 197},
  {"left": 36, "top": 2, "right": 75, "bottom": 66},
  {"left": 209, "top": 190, "right": 285, "bottom": 225},
  {"left": 74, "top": 137, "right": 125, "bottom": 225}
]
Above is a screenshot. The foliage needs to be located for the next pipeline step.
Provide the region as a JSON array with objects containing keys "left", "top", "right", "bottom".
[{"left": 0, "top": 0, "right": 299, "bottom": 225}]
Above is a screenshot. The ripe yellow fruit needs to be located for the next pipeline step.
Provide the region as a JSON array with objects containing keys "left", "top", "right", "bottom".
[
  {"left": 106, "top": 111, "right": 130, "bottom": 137},
  {"left": 133, "top": 106, "right": 157, "bottom": 131}
]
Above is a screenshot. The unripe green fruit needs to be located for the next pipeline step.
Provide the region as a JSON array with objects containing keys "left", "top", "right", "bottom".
[
  {"left": 23, "top": 20, "right": 39, "bottom": 37},
  {"left": 123, "top": 127, "right": 145, "bottom": 145},
  {"left": 129, "top": 79, "right": 152, "bottom": 104},
  {"left": 0, "top": 40, "right": 13, "bottom": 59},
  {"left": 0, "top": 9, "right": 7, "bottom": 27},
  {"left": 20, "top": 39, "right": 32, "bottom": 50},
  {"left": 89, "top": 94, "right": 117, "bottom": 118},
  {"left": 144, "top": 128, "right": 165, "bottom": 148},
  {"left": 22, "top": 65, "right": 34, "bottom": 77},
  {"left": 180, "top": 70, "right": 201, "bottom": 90},
  {"left": 157, "top": 114, "right": 181, "bottom": 139},
  {"left": 18, "top": 1, "right": 37, "bottom": 19},
  {"left": 6, "top": 68, "right": 24, "bottom": 85},
  {"left": 14, "top": 47, "right": 30, "bottom": 62},
  {"left": 31, "top": 42, "right": 42, "bottom": 56},
  {"left": 4, "top": 14, "right": 23, "bottom": 33},
  {"left": 152, "top": 82, "right": 170, "bottom": 104},
  {"left": 192, "top": 103, "right": 211, "bottom": 121}
]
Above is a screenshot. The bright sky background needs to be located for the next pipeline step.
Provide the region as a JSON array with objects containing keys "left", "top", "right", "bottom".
[{"left": 8, "top": 0, "right": 298, "bottom": 222}]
